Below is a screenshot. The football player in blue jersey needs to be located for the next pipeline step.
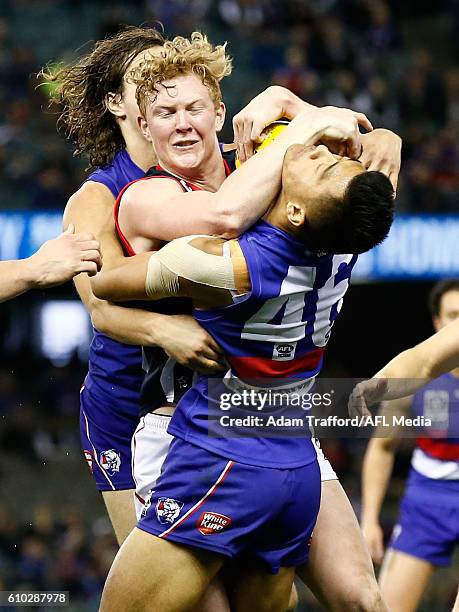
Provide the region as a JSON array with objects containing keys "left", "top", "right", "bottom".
[
  {"left": 51, "top": 26, "right": 315, "bottom": 551},
  {"left": 52, "top": 25, "right": 403, "bottom": 611},
  {"left": 356, "top": 280, "right": 459, "bottom": 612},
  {"left": 90, "top": 32, "right": 397, "bottom": 612},
  {"left": 52, "top": 26, "right": 226, "bottom": 545}
]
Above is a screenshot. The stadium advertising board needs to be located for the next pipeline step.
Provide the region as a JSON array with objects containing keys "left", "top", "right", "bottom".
[{"left": 1, "top": 212, "right": 459, "bottom": 280}]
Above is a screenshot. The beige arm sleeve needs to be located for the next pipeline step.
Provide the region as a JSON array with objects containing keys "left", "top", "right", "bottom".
[{"left": 145, "top": 235, "right": 237, "bottom": 300}]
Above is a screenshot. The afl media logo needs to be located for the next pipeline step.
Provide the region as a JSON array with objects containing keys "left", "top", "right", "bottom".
[{"left": 274, "top": 343, "right": 296, "bottom": 361}]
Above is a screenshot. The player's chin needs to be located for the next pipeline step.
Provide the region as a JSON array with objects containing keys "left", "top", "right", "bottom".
[{"left": 172, "top": 151, "right": 202, "bottom": 169}]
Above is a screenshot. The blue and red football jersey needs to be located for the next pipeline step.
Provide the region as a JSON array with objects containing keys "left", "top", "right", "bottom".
[
  {"left": 84, "top": 149, "right": 146, "bottom": 410},
  {"left": 409, "top": 372, "right": 459, "bottom": 483},
  {"left": 169, "top": 220, "right": 357, "bottom": 468}
]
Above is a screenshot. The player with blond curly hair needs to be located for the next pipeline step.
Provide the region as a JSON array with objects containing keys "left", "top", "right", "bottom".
[
  {"left": 50, "top": 27, "right": 300, "bottom": 553},
  {"left": 97, "top": 30, "right": 400, "bottom": 612}
]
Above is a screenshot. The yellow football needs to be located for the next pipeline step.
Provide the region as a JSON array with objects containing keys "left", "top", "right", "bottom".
[
  {"left": 255, "top": 120, "right": 289, "bottom": 152},
  {"left": 235, "top": 119, "right": 289, "bottom": 167}
]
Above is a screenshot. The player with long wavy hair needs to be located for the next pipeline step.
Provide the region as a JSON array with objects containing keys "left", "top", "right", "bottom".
[{"left": 44, "top": 26, "right": 227, "bottom": 547}]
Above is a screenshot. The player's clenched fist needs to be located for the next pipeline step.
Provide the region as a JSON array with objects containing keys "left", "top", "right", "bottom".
[{"left": 29, "top": 223, "right": 102, "bottom": 287}]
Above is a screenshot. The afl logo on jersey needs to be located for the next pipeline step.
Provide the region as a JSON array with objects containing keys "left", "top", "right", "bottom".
[
  {"left": 100, "top": 449, "right": 121, "bottom": 475},
  {"left": 423, "top": 390, "right": 449, "bottom": 428},
  {"left": 274, "top": 343, "right": 296, "bottom": 361}
]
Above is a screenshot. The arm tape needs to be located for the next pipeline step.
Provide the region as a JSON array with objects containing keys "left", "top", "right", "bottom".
[{"left": 145, "top": 235, "right": 236, "bottom": 299}]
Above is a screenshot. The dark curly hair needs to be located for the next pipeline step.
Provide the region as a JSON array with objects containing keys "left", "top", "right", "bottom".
[{"left": 42, "top": 26, "right": 165, "bottom": 169}]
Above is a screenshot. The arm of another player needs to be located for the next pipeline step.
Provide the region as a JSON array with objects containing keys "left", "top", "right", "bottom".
[
  {"left": 0, "top": 224, "right": 101, "bottom": 303},
  {"left": 359, "top": 128, "right": 402, "bottom": 191},
  {"left": 91, "top": 236, "right": 248, "bottom": 307},
  {"left": 64, "top": 183, "right": 225, "bottom": 372},
  {"left": 361, "top": 396, "right": 411, "bottom": 564},
  {"left": 120, "top": 107, "right": 372, "bottom": 243},
  {"left": 349, "top": 318, "right": 459, "bottom": 413},
  {"left": 232, "top": 85, "right": 315, "bottom": 162}
]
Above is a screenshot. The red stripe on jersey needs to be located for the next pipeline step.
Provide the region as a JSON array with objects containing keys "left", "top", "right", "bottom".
[
  {"left": 114, "top": 174, "right": 159, "bottom": 256},
  {"left": 229, "top": 347, "right": 325, "bottom": 379},
  {"left": 113, "top": 157, "right": 233, "bottom": 255},
  {"left": 417, "top": 437, "right": 459, "bottom": 461},
  {"left": 113, "top": 167, "right": 201, "bottom": 256}
]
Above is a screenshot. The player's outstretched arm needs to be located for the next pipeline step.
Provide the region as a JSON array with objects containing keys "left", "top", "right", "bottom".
[
  {"left": 64, "top": 183, "right": 225, "bottom": 373},
  {"left": 361, "top": 397, "right": 410, "bottom": 564},
  {"left": 349, "top": 318, "right": 459, "bottom": 413},
  {"left": 92, "top": 235, "right": 247, "bottom": 308},
  {"left": 0, "top": 224, "right": 101, "bottom": 302},
  {"left": 91, "top": 252, "right": 152, "bottom": 302}
]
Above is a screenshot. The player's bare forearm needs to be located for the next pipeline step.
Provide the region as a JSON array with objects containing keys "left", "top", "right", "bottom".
[
  {"left": 91, "top": 253, "right": 152, "bottom": 302},
  {"left": 0, "top": 259, "right": 36, "bottom": 302},
  {"left": 0, "top": 226, "right": 101, "bottom": 302},
  {"left": 215, "top": 107, "right": 371, "bottom": 238},
  {"left": 374, "top": 322, "right": 459, "bottom": 398},
  {"left": 90, "top": 299, "right": 172, "bottom": 346},
  {"left": 361, "top": 396, "right": 409, "bottom": 523},
  {"left": 361, "top": 436, "right": 396, "bottom": 526},
  {"left": 91, "top": 260, "right": 227, "bottom": 372},
  {"left": 353, "top": 325, "right": 459, "bottom": 415},
  {"left": 361, "top": 434, "right": 397, "bottom": 563}
]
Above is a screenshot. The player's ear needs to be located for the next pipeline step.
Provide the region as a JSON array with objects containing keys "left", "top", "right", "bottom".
[
  {"left": 286, "top": 201, "right": 306, "bottom": 228},
  {"left": 215, "top": 102, "right": 226, "bottom": 133},
  {"left": 105, "top": 92, "right": 126, "bottom": 118},
  {"left": 432, "top": 316, "right": 442, "bottom": 333},
  {"left": 138, "top": 115, "right": 153, "bottom": 143}
]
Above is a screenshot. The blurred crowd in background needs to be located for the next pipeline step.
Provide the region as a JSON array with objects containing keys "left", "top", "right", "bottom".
[
  {"left": 1, "top": 1, "right": 459, "bottom": 610},
  {"left": 0, "top": 0, "right": 459, "bottom": 213}
]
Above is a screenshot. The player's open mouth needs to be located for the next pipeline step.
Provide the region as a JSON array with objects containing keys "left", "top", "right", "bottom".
[{"left": 173, "top": 140, "right": 199, "bottom": 149}]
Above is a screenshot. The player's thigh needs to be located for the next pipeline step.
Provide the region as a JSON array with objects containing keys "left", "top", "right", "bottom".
[
  {"left": 195, "top": 576, "right": 231, "bottom": 612},
  {"left": 101, "top": 526, "right": 224, "bottom": 612},
  {"left": 297, "top": 479, "right": 382, "bottom": 611},
  {"left": 102, "top": 489, "right": 136, "bottom": 545},
  {"left": 379, "top": 549, "right": 434, "bottom": 612},
  {"left": 452, "top": 587, "right": 459, "bottom": 612},
  {"left": 230, "top": 562, "right": 296, "bottom": 612}
]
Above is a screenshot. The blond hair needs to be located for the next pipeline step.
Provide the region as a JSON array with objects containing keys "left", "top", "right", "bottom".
[{"left": 134, "top": 32, "right": 232, "bottom": 117}]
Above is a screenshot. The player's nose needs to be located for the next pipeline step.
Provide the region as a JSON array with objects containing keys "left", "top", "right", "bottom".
[
  {"left": 308, "top": 144, "right": 329, "bottom": 159},
  {"left": 175, "top": 110, "right": 192, "bottom": 131}
]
